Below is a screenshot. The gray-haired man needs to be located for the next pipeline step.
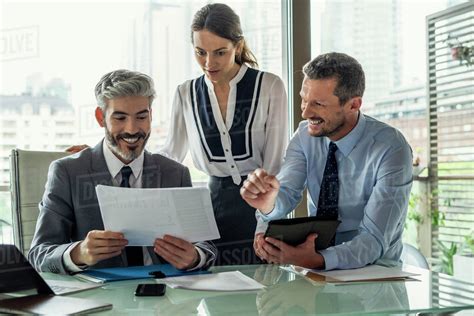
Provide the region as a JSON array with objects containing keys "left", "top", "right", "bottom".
[{"left": 29, "top": 70, "right": 217, "bottom": 274}]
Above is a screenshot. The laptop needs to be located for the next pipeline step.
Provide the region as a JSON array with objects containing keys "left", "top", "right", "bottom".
[{"left": 0, "top": 244, "right": 112, "bottom": 315}]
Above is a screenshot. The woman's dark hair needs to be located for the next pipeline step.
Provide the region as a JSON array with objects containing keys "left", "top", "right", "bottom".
[{"left": 191, "top": 3, "right": 258, "bottom": 68}]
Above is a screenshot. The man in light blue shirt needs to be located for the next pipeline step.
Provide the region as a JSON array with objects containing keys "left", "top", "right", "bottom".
[{"left": 241, "top": 52, "right": 412, "bottom": 270}]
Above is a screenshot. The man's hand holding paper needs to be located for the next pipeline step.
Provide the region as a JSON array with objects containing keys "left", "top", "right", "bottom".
[
  {"left": 154, "top": 235, "right": 200, "bottom": 270},
  {"left": 71, "top": 230, "right": 128, "bottom": 266}
]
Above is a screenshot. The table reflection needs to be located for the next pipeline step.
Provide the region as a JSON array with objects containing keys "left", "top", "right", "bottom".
[
  {"left": 255, "top": 278, "right": 410, "bottom": 315},
  {"left": 39, "top": 264, "right": 473, "bottom": 315}
]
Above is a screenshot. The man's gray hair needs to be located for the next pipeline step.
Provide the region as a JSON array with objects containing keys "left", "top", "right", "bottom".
[
  {"left": 95, "top": 69, "right": 156, "bottom": 110},
  {"left": 303, "top": 52, "right": 365, "bottom": 105}
]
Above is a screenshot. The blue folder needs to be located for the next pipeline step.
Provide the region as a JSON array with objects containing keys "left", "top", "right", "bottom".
[{"left": 75, "top": 264, "right": 210, "bottom": 283}]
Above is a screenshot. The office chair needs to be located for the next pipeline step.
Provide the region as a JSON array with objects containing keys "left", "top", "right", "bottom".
[
  {"left": 9, "top": 149, "right": 69, "bottom": 256},
  {"left": 401, "top": 243, "right": 429, "bottom": 269}
]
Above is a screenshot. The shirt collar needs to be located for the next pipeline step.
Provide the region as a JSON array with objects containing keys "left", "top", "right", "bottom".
[
  {"left": 102, "top": 139, "right": 144, "bottom": 179},
  {"left": 328, "top": 112, "right": 367, "bottom": 157},
  {"left": 203, "top": 64, "right": 248, "bottom": 87}
]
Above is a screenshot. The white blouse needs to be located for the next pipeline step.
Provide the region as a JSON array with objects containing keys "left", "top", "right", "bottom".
[{"left": 160, "top": 65, "right": 288, "bottom": 185}]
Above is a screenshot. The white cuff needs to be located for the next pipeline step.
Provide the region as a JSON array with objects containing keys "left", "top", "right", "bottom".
[
  {"left": 257, "top": 204, "right": 276, "bottom": 217},
  {"left": 62, "top": 241, "right": 88, "bottom": 273},
  {"left": 187, "top": 246, "right": 206, "bottom": 271},
  {"left": 255, "top": 215, "right": 269, "bottom": 235}
]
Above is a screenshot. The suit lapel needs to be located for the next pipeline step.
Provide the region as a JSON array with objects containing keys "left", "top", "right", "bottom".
[
  {"left": 142, "top": 150, "right": 161, "bottom": 188},
  {"left": 89, "top": 141, "right": 114, "bottom": 187}
]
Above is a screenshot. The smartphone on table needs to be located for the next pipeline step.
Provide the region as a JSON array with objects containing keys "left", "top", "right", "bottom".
[{"left": 135, "top": 284, "right": 166, "bottom": 296}]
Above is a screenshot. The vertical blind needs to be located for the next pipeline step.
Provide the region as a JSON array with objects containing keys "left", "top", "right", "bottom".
[
  {"left": 427, "top": 0, "right": 474, "bottom": 259},
  {"left": 427, "top": 0, "right": 474, "bottom": 307}
]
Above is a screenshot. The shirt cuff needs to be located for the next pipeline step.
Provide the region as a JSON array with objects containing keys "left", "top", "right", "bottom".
[
  {"left": 186, "top": 246, "right": 206, "bottom": 271},
  {"left": 255, "top": 215, "right": 269, "bottom": 235},
  {"left": 319, "top": 247, "right": 338, "bottom": 271},
  {"left": 62, "top": 241, "right": 88, "bottom": 273},
  {"left": 256, "top": 205, "right": 277, "bottom": 221}
]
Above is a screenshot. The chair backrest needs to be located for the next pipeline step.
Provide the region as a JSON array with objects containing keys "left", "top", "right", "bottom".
[
  {"left": 401, "top": 243, "right": 429, "bottom": 269},
  {"left": 10, "top": 149, "right": 69, "bottom": 256}
]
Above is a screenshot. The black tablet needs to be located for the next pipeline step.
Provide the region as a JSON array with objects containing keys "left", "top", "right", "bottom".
[{"left": 264, "top": 217, "right": 341, "bottom": 250}]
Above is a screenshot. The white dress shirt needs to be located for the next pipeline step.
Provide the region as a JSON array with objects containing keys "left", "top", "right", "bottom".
[
  {"left": 160, "top": 65, "right": 288, "bottom": 185},
  {"left": 258, "top": 114, "right": 413, "bottom": 270}
]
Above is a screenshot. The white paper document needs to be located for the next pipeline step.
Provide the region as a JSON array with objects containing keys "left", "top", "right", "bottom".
[
  {"left": 158, "top": 271, "right": 265, "bottom": 291},
  {"left": 280, "top": 265, "right": 419, "bottom": 284},
  {"left": 96, "top": 185, "right": 220, "bottom": 245},
  {"left": 46, "top": 279, "right": 102, "bottom": 295},
  {"left": 283, "top": 264, "right": 419, "bottom": 283},
  {"left": 310, "top": 265, "right": 419, "bottom": 282}
]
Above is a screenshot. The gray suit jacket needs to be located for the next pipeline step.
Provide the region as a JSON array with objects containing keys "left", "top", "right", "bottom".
[{"left": 28, "top": 141, "right": 216, "bottom": 274}]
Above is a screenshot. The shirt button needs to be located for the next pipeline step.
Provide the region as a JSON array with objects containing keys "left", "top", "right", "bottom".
[
  {"left": 231, "top": 165, "right": 235, "bottom": 168},
  {"left": 222, "top": 132, "right": 226, "bottom": 135},
  {"left": 225, "top": 149, "right": 229, "bottom": 152}
]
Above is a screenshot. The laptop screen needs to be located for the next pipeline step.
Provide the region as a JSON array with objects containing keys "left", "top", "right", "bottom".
[{"left": 0, "top": 245, "right": 53, "bottom": 294}]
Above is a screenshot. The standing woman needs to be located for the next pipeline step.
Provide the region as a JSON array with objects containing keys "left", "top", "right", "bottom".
[{"left": 160, "top": 3, "right": 288, "bottom": 265}]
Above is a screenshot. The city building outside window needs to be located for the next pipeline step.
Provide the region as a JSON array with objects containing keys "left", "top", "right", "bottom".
[{"left": 0, "top": 0, "right": 283, "bottom": 243}]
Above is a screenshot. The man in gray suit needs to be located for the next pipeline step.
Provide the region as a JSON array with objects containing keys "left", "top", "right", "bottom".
[{"left": 29, "top": 70, "right": 217, "bottom": 274}]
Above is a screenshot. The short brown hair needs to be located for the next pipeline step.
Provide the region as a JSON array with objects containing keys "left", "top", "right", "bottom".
[{"left": 303, "top": 52, "right": 365, "bottom": 105}]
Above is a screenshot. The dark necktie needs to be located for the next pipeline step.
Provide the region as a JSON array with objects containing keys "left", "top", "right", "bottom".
[
  {"left": 120, "top": 166, "right": 143, "bottom": 266},
  {"left": 316, "top": 142, "right": 339, "bottom": 220},
  {"left": 120, "top": 166, "right": 133, "bottom": 188}
]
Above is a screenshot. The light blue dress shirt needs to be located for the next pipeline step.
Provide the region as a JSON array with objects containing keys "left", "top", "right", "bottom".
[{"left": 258, "top": 113, "right": 413, "bottom": 270}]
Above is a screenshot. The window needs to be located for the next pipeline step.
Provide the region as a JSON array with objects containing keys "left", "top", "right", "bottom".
[
  {"left": 310, "top": 0, "right": 472, "bottom": 270},
  {"left": 0, "top": 0, "right": 285, "bottom": 242},
  {"left": 311, "top": 0, "right": 464, "bottom": 167}
]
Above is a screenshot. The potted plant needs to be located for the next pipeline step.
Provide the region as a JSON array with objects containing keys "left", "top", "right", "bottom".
[{"left": 435, "top": 240, "right": 457, "bottom": 275}]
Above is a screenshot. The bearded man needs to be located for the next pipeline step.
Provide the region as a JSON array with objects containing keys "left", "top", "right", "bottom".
[{"left": 29, "top": 70, "right": 216, "bottom": 274}]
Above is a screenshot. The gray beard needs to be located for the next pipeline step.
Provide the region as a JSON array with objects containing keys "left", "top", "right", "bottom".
[{"left": 104, "top": 124, "right": 149, "bottom": 162}]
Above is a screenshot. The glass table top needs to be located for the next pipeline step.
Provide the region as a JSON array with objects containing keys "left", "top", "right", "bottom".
[{"left": 43, "top": 264, "right": 474, "bottom": 315}]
